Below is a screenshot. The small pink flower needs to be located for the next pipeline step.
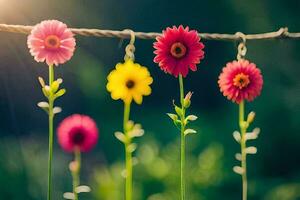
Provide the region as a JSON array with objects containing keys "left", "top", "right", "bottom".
[
  {"left": 57, "top": 114, "right": 99, "bottom": 153},
  {"left": 27, "top": 20, "right": 76, "bottom": 66},
  {"left": 218, "top": 59, "right": 263, "bottom": 104},
  {"left": 153, "top": 25, "right": 205, "bottom": 77}
]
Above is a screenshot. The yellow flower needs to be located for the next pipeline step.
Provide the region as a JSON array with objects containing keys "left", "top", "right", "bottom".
[{"left": 106, "top": 59, "right": 153, "bottom": 104}]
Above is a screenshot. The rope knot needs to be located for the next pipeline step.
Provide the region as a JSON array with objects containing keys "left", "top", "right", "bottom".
[
  {"left": 123, "top": 29, "right": 136, "bottom": 61},
  {"left": 235, "top": 32, "right": 247, "bottom": 60}
]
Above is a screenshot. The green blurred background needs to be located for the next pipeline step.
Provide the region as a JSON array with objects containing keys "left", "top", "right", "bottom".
[{"left": 0, "top": 0, "right": 300, "bottom": 199}]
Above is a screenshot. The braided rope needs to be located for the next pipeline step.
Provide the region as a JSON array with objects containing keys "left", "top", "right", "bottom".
[{"left": 0, "top": 24, "right": 300, "bottom": 41}]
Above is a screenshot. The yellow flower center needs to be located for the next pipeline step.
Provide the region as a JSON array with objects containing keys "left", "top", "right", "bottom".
[
  {"left": 126, "top": 79, "right": 135, "bottom": 89},
  {"left": 45, "top": 35, "right": 60, "bottom": 49},
  {"left": 233, "top": 73, "right": 250, "bottom": 89},
  {"left": 170, "top": 42, "right": 187, "bottom": 58}
]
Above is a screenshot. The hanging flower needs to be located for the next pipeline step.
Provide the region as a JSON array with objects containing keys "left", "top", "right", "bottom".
[
  {"left": 27, "top": 20, "right": 76, "bottom": 66},
  {"left": 218, "top": 59, "right": 263, "bottom": 104},
  {"left": 106, "top": 59, "right": 153, "bottom": 105},
  {"left": 153, "top": 25, "right": 205, "bottom": 77},
  {"left": 57, "top": 114, "right": 99, "bottom": 153}
]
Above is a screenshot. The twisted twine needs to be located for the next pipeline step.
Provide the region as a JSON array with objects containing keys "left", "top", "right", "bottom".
[{"left": 0, "top": 24, "right": 300, "bottom": 41}]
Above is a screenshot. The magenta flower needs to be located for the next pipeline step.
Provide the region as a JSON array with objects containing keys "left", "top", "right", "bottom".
[
  {"left": 218, "top": 59, "right": 263, "bottom": 104},
  {"left": 27, "top": 20, "right": 76, "bottom": 66},
  {"left": 57, "top": 114, "right": 99, "bottom": 153},
  {"left": 153, "top": 25, "right": 205, "bottom": 77}
]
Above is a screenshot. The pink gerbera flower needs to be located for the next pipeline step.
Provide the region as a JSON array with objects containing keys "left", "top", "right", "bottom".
[
  {"left": 27, "top": 20, "right": 76, "bottom": 66},
  {"left": 57, "top": 114, "right": 99, "bottom": 153},
  {"left": 218, "top": 59, "right": 263, "bottom": 104},
  {"left": 153, "top": 25, "right": 205, "bottom": 77}
]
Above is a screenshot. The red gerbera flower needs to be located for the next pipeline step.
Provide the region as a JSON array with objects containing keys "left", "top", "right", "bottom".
[
  {"left": 57, "top": 114, "right": 99, "bottom": 153},
  {"left": 218, "top": 59, "right": 263, "bottom": 104},
  {"left": 153, "top": 25, "right": 205, "bottom": 77}
]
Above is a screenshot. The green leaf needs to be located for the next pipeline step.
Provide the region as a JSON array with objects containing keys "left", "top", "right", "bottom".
[
  {"left": 184, "top": 128, "right": 197, "bottom": 135},
  {"left": 54, "top": 89, "right": 66, "bottom": 99},
  {"left": 51, "top": 81, "right": 59, "bottom": 93},
  {"left": 175, "top": 106, "right": 183, "bottom": 117},
  {"left": 167, "top": 113, "right": 178, "bottom": 121},
  {"left": 174, "top": 120, "right": 181, "bottom": 129},
  {"left": 125, "top": 120, "right": 135, "bottom": 132},
  {"left": 42, "top": 87, "right": 50, "bottom": 97}
]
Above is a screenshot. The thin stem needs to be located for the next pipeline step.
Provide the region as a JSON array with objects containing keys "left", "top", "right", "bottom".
[
  {"left": 123, "top": 102, "right": 132, "bottom": 200},
  {"left": 179, "top": 75, "right": 186, "bottom": 200},
  {"left": 47, "top": 64, "right": 54, "bottom": 200},
  {"left": 72, "top": 148, "right": 81, "bottom": 200},
  {"left": 239, "top": 101, "right": 247, "bottom": 200}
]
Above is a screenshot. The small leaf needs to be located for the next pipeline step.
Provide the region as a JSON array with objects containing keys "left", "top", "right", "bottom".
[
  {"left": 175, "top": 106, "right": 183, "bottom": 117},
  {"left": 76, "top": 185, "right": 91, "bottom": 193},
  {"left": 245, "top": 128, "right": 260, "bottom": 140},
  {"left": 57, "top": 78, "right": 63, "bottom": 84},
  {"left": 246, "top": 111, "right": 255, "bottom": 124},
  {"left": 235, "top": 153, "right": 242, "bottom": 161},
  {"left": 54, "top": 89, "right": 66, "bottom": 98},
  {"left": 127, "top": 143, "right": 137, "bottom": 153},
  {"left": 245, "top": 146, "right": 257, "bottom": 154},
  {"left": 114, "top": 132, "right": 127, "bottom": 143},
  {"left": 63, "top": 192, "right": 75, "bottom": 200},
  {"left": 125, "top": 120, "right": 134, "bottom": 131},
  {"left": 184, "top": 129, "right": 197, "bottom": 136},
  {"left": 167, "top": 113, "right": 178, "bottom": 121},
  {"left": 53, "top": 107, "right": 62, "bottom": 114},
  {"left": 37, "top": 101, "right": 49, "bottom": 108},
  {"left": 38, "top": 77, "right": 45, "bottom": 87},
  {"left": 233, "top": 166, "right": 244, "bottom": 175},
  {"left": 233, "top": 131, "right": 241, "bottom": 143},
  {"left": 173, "top": 120, "right": 181, "bottom": 128},
  {"left": 183, "top": 92, "right": 193, "bottom": 108},
  {"left": 129, "top": 129, "right": 144, "bottom": 138},
  {"left": 42, "top": 87, "right": 50, "bottom": 97},
  {"left": 37, "top": 102, "right": 49, "bottom": 113},
  {"left": 186, "top": 115, "right": 198, "bottom": 121},
  {"left": 51, "top": 81, "right": 59, "bottom": 93}
]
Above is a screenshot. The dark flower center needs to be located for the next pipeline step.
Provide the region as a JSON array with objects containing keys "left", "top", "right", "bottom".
[
  {"left": 170, "top": 42, "right": 187, "bottom": 58},
  {"left": 126, "top": 79, "right": 135, "bottom": 89},
  {"left": 233, "top": 73, "right": 250, "bottom": 89},
  {"left": 45, "top": 35, "right": 60, "bottom": 49},
  {"left": 71, "top": 131, "right": 85, "bottom": 145}
]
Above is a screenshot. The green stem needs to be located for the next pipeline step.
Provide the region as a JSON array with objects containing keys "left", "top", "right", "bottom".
[
  {"left": 72, "top": 148, "right": 81, "bottom": 200},
  {"left": 123, "top": 102, "right": 132, "bottom": 200},
  {"left": 179, "top": 75, "right": 186, "bottom": 200},
  {"left": 239, "top": 101, "right": 247, "bottom": 200},
  {"left": 47, "top": 64, "right": 54, "bottom": 200}
]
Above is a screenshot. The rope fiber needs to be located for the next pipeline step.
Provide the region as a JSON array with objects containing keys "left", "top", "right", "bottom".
[{"left": 0, "top": 23, "right": 300, "bottom": 41}]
